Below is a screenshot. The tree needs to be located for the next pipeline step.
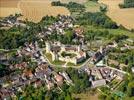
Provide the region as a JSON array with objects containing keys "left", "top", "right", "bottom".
[
  {"left": 100, "top": 5, "right": 107, "bottom": 13},
  {"left": 127, "top": 81, "right": 134, "bottom": 97},
  {"left": 98, "top": 94, "right": 107, "bottom": 100}
]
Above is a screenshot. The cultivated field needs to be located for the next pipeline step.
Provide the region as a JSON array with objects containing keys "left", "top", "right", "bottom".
[
  {"left": 99, "top": 0, "right": 134, "bottom": 30},
  {"left": 0, "top": 0, "right": 70, "bottom": 22},
  {"left": 0, "top": 0, "right": 19, "bottom": 7},
  {"left": 0, "top": 0, "right": 21, "bottom": 17}
]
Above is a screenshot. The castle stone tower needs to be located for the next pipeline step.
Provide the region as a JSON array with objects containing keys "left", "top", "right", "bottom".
[
  {"left": 100, "top": 46, "right": 103, "bottom": 54},
  {"left": 77, "top": 45, "right": 81, "bottom": 52},
  {"left": 52, "top": 52, "right": 58, "bottom": 61},
  {"left": 61, "top": 45, "right": 65, "bottom": 52},
  {"left": 46, "top": 42, "right": 51, "bottom": 53}
]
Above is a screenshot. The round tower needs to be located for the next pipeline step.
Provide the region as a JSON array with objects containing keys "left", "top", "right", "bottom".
[
  {"left": 52, "top": 52, "right": 58, "bottom": 61},
  {"left": 46, "top": 42, "right": 51, "bottom": 53}
]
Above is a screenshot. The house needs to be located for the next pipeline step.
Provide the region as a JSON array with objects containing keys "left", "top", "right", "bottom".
[
  {"left": 34, "top": 80, "right": 42, "bottom": 88},
  {"left": 0, "top": 53, "right": 8, "bottom": 60},
  {"left": 74, "top": 27, "right": 84, "bottom": 38},
  {"left": 22, "top": 70, "right": 34, "bottom": 80},
  {"left": 131, "top": 67, "right": 134, "bottom": 73},
  {"left": 14, "top": 62, "right": 27, "bottom": 70},
  {"left": 92, "top": 51, "right": 103, "bottom": 64},
  {"left": 60, "top": 71, "right": 73, "bottom": 85},
  {"left": 46, "top": 81, "right": 54, "bottom": 90},
  {"left": 0, "top": 88, "right": 13, "bottom": 100},
  {"left": 10, "top": 74, "right": 21, "bottom": 84},
  {"left": 92, "top": 79, "right": 106, "bottom": 88},
  {"left": 107, "top": 42, "right": 118, "bottom": 48},
  {"left": 54, "top": 74, "right": 63, "bottom": 86}
]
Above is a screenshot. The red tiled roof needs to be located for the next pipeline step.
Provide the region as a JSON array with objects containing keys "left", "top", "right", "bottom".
[
  {"left": 55, "top": 74, "right": 63, "bottom": 82},
  {"left": 79, "top": 51, "right": 84, "bottom": 57}
]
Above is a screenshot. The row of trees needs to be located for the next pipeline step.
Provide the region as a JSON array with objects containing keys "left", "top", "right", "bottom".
[
  {"left": 51, "top": 1, "right": 85, "bottom": 14},
  {"left": 76, "top": 12, "right": 118, "bottom": 29},
  {"left": 119, "top": 0, "right": 134, "bottom": 8}
]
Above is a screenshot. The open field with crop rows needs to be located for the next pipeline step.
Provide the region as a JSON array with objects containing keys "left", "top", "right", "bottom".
[{"left": 0, "top": 0, "right": 70, "bottom": 22}]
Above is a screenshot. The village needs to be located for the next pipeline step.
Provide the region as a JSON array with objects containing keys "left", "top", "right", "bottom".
[{"left": 0, "top": 15, "right": 134, "bottom": 100}]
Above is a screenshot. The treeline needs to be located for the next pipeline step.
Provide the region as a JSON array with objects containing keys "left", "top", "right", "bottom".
[
  {"left": 51, "top": 1, "right": 85, "bottom": 13},
  {"left": 119, "top": 0, "right": 134, "bottom": 8},
  {"left": 76, "top": 12, "right": 118, "bottom": 29}
]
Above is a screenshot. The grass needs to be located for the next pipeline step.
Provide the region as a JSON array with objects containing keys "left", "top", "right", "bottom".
[
  {"left": 72, "top": 89, "right": 100, "bottom": 100},
  {"left": 85, "top": 25, "right": 134, "bottom": 38},
  {"left": 107, "top": 29, "right": 134, "bottom": 38},
  {"left": 84, "top": 1, "right": 101, "bottom": 12},
  {"left": 67, "top": 62, "right": 76, "bottom": 66},
  {"left": 53, "top": 60, "right": 65, "bottom": 65},
  {"left": 61, "top": 52, "right": 77, "bottom": 58}
]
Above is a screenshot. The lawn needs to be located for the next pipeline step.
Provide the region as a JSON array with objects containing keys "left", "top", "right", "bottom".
[
  {"left": 84, "top": 1, "right": 102, "bottom": 12},
  {"left": 52, "top": 60, "right": 65, "bottom": 65},
  {"left": 61, "top": 51, "right": 77, "bottom": 58},
  {"left": 67, "top": 62, "right": 76, "bottom": 66},
  {"left": 85, "top": 25, "right": 134, "bottom": 38},
  {"left": 107, "top": 29, "right": 134, "bottom": 38},
  {"left": 72, "top": 89, "right": 100, "bottom": 100}
]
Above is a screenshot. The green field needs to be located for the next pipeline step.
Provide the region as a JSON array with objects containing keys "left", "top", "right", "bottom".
[
  {"left": 85, "top": 25, "right": 134, "bottom": 38},
  {"left": 61, "top": 51, "right": 77, "bottom": 58},
  {"left": 84, "top": 1, "right": 101, "bottom": 12}
]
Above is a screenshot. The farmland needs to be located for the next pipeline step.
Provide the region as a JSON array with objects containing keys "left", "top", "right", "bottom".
[
  {"left": 0, "top": 0, "right": 19, "bottom": 7},
  {"left": 0, "top": 0, "right": 70, "bottom": 22},
  {"left": 99, "top": 0, "right": 134, "bottom": 30},
  {"left": 0, "top": 0, "right": 21, "bottom": 17}
]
